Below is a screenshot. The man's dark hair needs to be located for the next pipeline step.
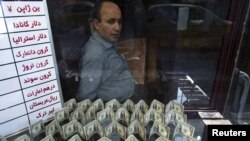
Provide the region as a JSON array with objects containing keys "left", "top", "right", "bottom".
[{"left": 90, "top": 0, "right": 117, "bottom": 21}]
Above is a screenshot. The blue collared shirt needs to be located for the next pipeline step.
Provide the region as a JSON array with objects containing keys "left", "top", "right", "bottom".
[{"left": 76, "top": 32, "right": 135, "bottom": 102}]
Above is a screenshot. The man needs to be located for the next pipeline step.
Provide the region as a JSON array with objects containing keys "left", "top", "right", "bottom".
[{"left": 76, "top": 0, "right": 135, "bottom": 102}]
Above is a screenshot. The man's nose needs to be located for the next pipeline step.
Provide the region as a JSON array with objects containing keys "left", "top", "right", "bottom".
[{"left": 113, "top": 22, "right": 121, "bottom": 31}]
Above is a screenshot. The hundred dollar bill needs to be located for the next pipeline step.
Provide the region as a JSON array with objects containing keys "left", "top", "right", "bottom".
[
  {"left": 128, "top": 120, "right": 146, "bottom": 141},
  {"left": 115, "top": 107, "right": 130, "bottom": 126},
  {"left": 14, "top": 134, "right": 30, "bottom": 141},
  {"left": 165, "top": 109, "right": 187, "bottom": 125},
  {"left": 130, "top": 108, "right": 144, "bottom": 125},
  {"left": 72, "top": 119, "right": 86, "bottom": 140},
  {"left": 29, "top": 120, "right": 45, "bottom": 137},
  {"left": 77, "top": 99, "right": 91, "bottom": 112},
  {"left": 80, "top": 112, "right": 87, "bottom": 125},
  {"left": 97, "top": 121, "right": 105, "bottom": 137},
  {"left": 62, "top": 120, "right": 77, "bottom": 139},
  {"left": 149, "top": 121, "right": 170, "bottom": 139},
  {"left": 64, "top": 98, "right": 77, "bottom": 112},
  {"left": 45, "top": 120, "right": 61, "bottom": 136},
  {"left": 84, "top": 120, "right": 104, "bottom": 140},
  {"left": 40, "top": 135, "right": 55, "bottom": 141},
  {"left": 144, "top": 109, "right": 164, "bottom": 136},
  {"left": 155, "top": 136, "right": 171, "bottom": 141},
  {"left": 84, "top": 114, "right": 97, "bottom": 140},
  {"left": 135, "top": 100, "right": 148, "bottom": 114},
  {"left": 165, "top": 121, "right": 176, "bottom": 140},
  {"left": 97, "top": 137, "right": 112, "bottom": 141},
  {"left": 54, "top": 107, "right": 70, "bottom": 123},
  {"left": 105, "top": 122, "right": 113, "bottom": 136},
  {"left": 68, "top": 134, "right": 82, "bottom": 141},
  {"left": 76, "top": 121, "right": 86, "bottom": 139},
  {"left": 125, "top": 135, "right": 139, "bottom": 141},
  {"left": 174, "top": 122, "right": 195, "bottom": 137},
  {"left": 116, "top": 121, "right": 126, "bottom": 140},
  {"left": 150, "top": 99, "right": 165, "bottom": 114},
  {"left": 123, "top": 99, "right": 135, "bottom": 114},
  {"left": 97, "top": 108, "right": 114, "bottom": 126},
  {"left": 92, "top": 99, "right": 104, "bottom": 112},
  {"left": 78, "top": 112, "right": 87, "bottom": 124},
  {"left": 105, "top": 99, "right": 121, "bottom": 112},
  {"left": 70, "top": 107, "right": 84, "bottom": 121},
  {"left": 165, "top": 100, "right": 184, "bottom": 114},
  {"left": 128, "top": 120, "right": 140, "bottom": 135},
  {"left": 85, "top": 106, "right": 96, "bottom": 122},
  {"left": 105, "top": 121, "right": 126, "bottom": 140},
  {"left": 144, "top": 109, "right": 164, "bottom": 126}
]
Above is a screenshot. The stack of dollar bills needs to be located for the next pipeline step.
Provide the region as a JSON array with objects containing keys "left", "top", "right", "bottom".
[{"left": 6, "top": 99, "right": 197, "bottom": 141}]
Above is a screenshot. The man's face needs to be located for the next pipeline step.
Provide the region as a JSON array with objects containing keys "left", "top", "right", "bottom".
[{"left": 93, "top": 2, "right": 122, "bottom": 43}]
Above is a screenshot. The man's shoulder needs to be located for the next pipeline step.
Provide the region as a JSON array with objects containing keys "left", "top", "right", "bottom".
[
  {"left": 84, "top": 38, "right": 103, "bottom": 50},
  {"left": 82, "top": 37, "right": 105, "bottom": 59}
]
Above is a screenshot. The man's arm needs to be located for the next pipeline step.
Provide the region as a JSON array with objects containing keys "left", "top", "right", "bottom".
[{"left": 76, "top": 57, "right": 104, "bottom": 102}]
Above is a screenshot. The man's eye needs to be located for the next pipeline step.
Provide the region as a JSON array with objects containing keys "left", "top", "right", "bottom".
[
  {"left": 117, "top": 19, "right": 122, "bottom": 25},
  {"left": 107, "top": 19, "right": 116, "bottom": 24}
]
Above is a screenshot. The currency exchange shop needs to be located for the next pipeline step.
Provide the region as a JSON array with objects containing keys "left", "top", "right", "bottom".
[{"left": 1, "top": 0, "right": 250, "bottom": 140}]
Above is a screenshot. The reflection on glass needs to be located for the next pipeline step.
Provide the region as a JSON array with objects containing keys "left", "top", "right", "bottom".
[{"left": 47, "top": 0, "right": 233, "bottom": 109}]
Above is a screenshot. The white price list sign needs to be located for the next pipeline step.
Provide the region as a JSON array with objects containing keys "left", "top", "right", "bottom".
[{"left": 0, "top": 0, "right": 63, "bottom": 137}]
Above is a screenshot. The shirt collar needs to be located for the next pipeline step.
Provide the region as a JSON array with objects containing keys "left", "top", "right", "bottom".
[{"left": 93, "top": 32, "right": 117, "bottom": 49}]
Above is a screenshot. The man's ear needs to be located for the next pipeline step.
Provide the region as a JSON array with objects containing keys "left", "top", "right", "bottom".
[{"left": 92, "top": 19, "right": 100, "bottom": 31}]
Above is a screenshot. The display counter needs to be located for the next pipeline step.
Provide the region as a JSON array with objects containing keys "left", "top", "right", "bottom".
[{"left": 1, "top": 99, "right": 213, "bottom": 141}]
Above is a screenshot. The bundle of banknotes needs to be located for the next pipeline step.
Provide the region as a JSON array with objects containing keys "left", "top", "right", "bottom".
[
  {"left": 8, "top": 99, "right": 196, "bottom": 141},
  {"left": 165, "top": 100, "right": 196, "bottom": 140}
]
